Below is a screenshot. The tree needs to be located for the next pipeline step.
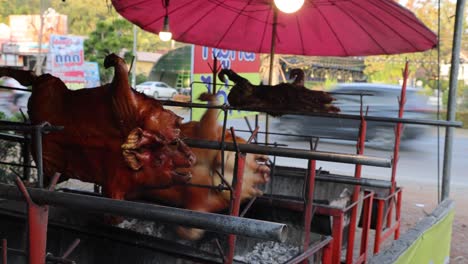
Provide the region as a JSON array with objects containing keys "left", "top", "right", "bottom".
[
  {"left": 84, "top": 17, "right": 182, "bottom": 83},
  {"left": 84, "top": 18, "right": 135, "bottom": 83},
  {"left": 364, "top": 0, "right": 465, "bottom": 95},
  {"left": 52, "top": 0, "right": 110, "bottom": 36},
  {"left": 1, "top": 0, "right": 111, "bottom": 34}
]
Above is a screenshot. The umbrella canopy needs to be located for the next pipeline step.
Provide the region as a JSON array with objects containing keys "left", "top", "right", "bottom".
[{"left": 112, "top": 0, "right": 437, "bottom": 57}]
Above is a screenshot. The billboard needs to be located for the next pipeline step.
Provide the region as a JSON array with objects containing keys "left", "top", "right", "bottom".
[
  {"left": 46, "top": 35, "right": 85, "bottom": 85},
  {"left": 84, "top": 62, "right": 101, "bottom": 88},
  {"left": 9, "top": 13, "right": 67, "bottom": 53},
  {"left": 191, "top": 45, "right": 260, "bottom": 121}
]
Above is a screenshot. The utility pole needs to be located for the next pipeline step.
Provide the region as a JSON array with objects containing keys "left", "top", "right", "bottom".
[
  {"left": 35, "top": 0, "right": 46, "bottom": 75},
  {"left": 131, "top": 25, "right": 137, "bottom": 87},
  {"left": 442, "top": 0, "right": 466, "bottom": 200}
]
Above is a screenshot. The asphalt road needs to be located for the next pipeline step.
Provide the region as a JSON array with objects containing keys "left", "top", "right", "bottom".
[
  {"left": 220, "top": 115, "right": 468, "bottom": 189},
  {"left": 95, "top": 106, "right": 468, "bottom": 190},
  {"left": 271, "top": 127, "right": 468, "bottom": 187}
]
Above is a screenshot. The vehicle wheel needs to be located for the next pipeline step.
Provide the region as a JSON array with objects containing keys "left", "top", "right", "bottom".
[
  {"left": 153, "top": 92, "right": 159, "bottom": 99},
  {"left": 369, "top": 127, "right": 395, "bottom": 150}
]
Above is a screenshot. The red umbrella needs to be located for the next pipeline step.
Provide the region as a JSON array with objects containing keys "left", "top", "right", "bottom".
[{"left": 112, "top": 0, "right": 437, "bottom": 57}]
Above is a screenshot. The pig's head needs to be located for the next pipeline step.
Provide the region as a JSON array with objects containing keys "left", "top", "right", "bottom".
[
  {"left": 122, "top": 127, "right": 195, "bottom": 187},
  {"left": 104, "top": 52, "right": 195, "bottom": 188}
]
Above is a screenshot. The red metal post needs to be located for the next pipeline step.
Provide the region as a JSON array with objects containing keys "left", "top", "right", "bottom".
[
  {"left": 226, "top": 128, "right": 246, "bottom": 264},
  {"left": 357, "top": 191, "right": 374, "bottom": 264},
  {"left": 387, "top": 62, "right": 409, "bottom": 229},
  {"left": 14, "top": 173, "right": 60, "bottom": 264},
  {"left": 331, "top": 213, "right": 345, "bottom": 264},
  {"left": 373, "top": 199, "right": 386, "bottom": 254},
  {"left": 302, "top": 159, "right": 317, "bottom": 264},
  {"left": 346, "top": 106, "right": 367, "bottom": 264},
  {"left": 286, "top": 236, "right": 332, "bottom": 264},
  {"left": 2, "top": 239, "right": 7, "bottom": 264},
  {"left": 369, "top": 189, "right": 403, "bottom": 257},
  {"left": 395, "top": 189, "right": 403, "bottom": 240},
  {"left": 322, "top": 239, "right": 333, "bottom": 264},
  {"left": 16, "top": 177, "right": 48, "bottom": 264}
]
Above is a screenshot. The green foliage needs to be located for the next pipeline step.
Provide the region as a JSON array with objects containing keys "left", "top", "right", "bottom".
[
  {"left": 438, "top": 111, "right": 468, "bottom": 128},
  {"left": 84, "top": 17, "right": 182, "bottom": 83},
  {"left": 84, "top": 18, "right": 134, "bottom": 83},
  {"left": 323, "top": 78, "right": 338, "bottom": 90},
  {"left": 136, "top": 73, "right": 147, "bottom": 84},
  {"left": 0, "top": 138, "right": 20, "bottom": 184},
  {"left": 364, "top": 57, "right": 420, "bottom": 84},
  {"left": 0, "top": 0, "right": 42, "bottom": 23},
  {"left": 52, "top": 0, "right": 110, "bottom": 35},
  {"left": 363, "top": 0, "right": 465, "bottom": 94},
  {"left": 0, "top": 113, "right": 27, "bottom": 184},
  {"left": 0, "top": 0, "right": 110, "bottom": 35}
]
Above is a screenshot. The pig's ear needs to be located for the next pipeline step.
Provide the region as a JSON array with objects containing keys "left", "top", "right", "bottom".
[{"left": 121, "top": 127, "right": 163, "bottom": 170}]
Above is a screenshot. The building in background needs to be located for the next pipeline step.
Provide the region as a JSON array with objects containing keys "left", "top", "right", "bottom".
[
  {"left": 136, "top": 51, "right": 162, "bottom": 77},
  {"left": 148, "top": 46, "right": 191, "bottom": 89},
  {"left": 0, "top": 11, "right": 68, "bottom": 70}
]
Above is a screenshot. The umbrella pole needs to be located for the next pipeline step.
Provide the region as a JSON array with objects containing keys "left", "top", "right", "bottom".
[
  {"left": 442, "top": 0, "right": 466, "bottom": 200},
  {"left": 212, "top": 56, "right": 218, "bottom": 94},
  {"left": 265, "top": 8, "right": 278, "bottom": 145}
]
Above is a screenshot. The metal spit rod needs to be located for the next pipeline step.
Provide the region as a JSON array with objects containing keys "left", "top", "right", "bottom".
[
  {"left": 0, "top": 121, "right": 63, "bottom": 132},
  {"left": 161, "top": 101, "right": 463, "bottom": 128},
  {"left": 0, "top": 183, "right": 287, "bottom": 242},
  {"left": 185, "top": 139, "right": 391, "bottom": 168}
]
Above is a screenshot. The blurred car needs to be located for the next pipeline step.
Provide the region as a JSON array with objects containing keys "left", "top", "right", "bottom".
[
  {"left": 135, "top": 81, "right": 178, "bottom": 99},
  {"left": 0, "top": 77, "right": 31, "bottom": 117},
  {"left": 277, "top": 83, "right": 434, "bottom": 149}
]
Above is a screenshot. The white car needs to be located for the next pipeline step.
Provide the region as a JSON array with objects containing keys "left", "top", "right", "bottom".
[{"left": 135, "top": 81, "right": 178, "bottom": 99}]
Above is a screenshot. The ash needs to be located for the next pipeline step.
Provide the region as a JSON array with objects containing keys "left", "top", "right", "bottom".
[
  {"left": 117, "top": 219, "right": 157, "bottom": 236},
  {"left": 236, "top": 241, "right": 299, "bottom": 264},
  {"left": 116, "top": 219, "right": 301, "bottom": 264}
]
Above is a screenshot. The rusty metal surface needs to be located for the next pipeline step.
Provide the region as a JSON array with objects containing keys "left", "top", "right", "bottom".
[
  {"left": 274, "top": 166, "right": 392, "bottom": 188},
  {"left": 0, "top": 183, "right": 288, "bottom": 242},
  {"left": 185, "top": 139, "right": 391, "bottom": 167},
  {"left": 0, "top": 205, "right": 228, "bottom": 263},
  {"left": 161, "top": 101, "right": 463, "bottom": 128},
  {"left": 0, "top": 121, "right": 63, "bottom": 132},
  {"left": 285, "top": 236, "right": 333, "bottom": 264}
]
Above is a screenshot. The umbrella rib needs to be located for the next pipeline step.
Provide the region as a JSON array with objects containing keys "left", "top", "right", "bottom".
[
  {"left": 378, "top": 0, "right": 429, "bottom": 24},
  {"left": 209, "top": 0, "right": 270, "bottom": 14},
  {"left": 112, "top": 0, "right": 149, "bottom": 12},
  {"left": 214, "top": 0, "right": 255, "bottom": 48},
  {"left": 370, "top": 0, "right": 437, "bottom": 44},
  {"left": 176, "top": 2, "right": 224, "bottom": 41},
  {"left": 176, "top": 0, "right": 270, "bottom": 46},
  {"left": 295, "top": 14, "right": 306, "bottom": 55},
  {"left": 208, "top": 0, "right": 272, "bottom": 24},
  {"left": 315, "top": 6, "right": 350, "bottom": 56},
  {"left": 139, "top": 1, "right": 197, "bottom": 29},
  {"left": 337, "top": 1, "right": 393, "bottom": 54},
  {"left": 349, "top": 0, "right": 419, "bottom": 51},
  {"left": 258, "top": 7, "right": 273, "bottom": 54}
]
